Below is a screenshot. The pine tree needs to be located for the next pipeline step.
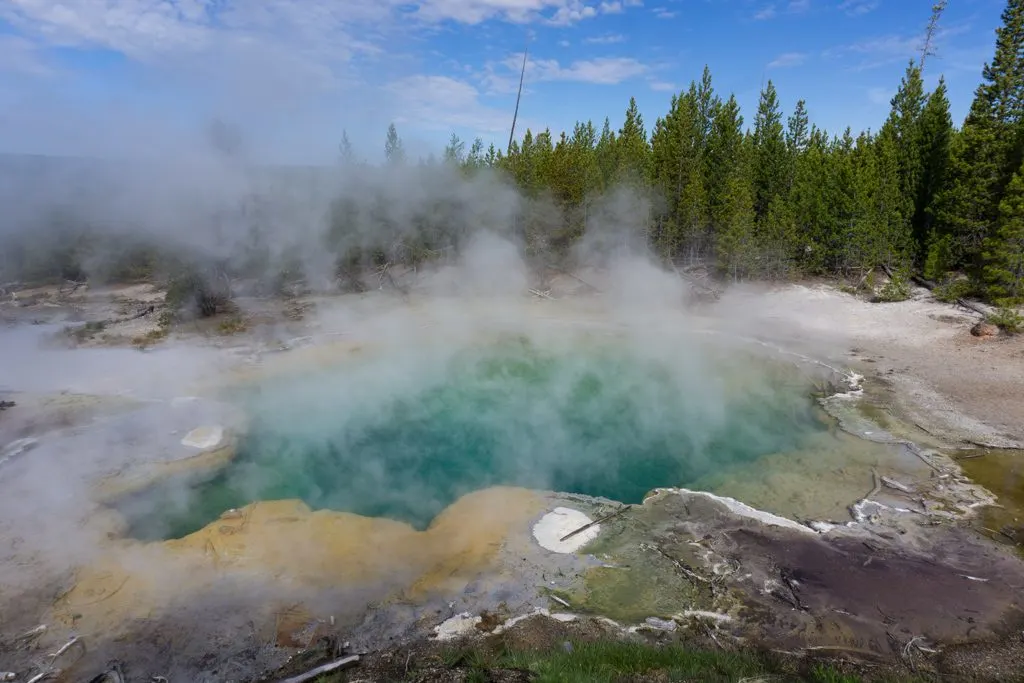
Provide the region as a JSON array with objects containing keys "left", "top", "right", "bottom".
[
  {"left": 384, "top": 123, "right": 405, "bottom": 165},
  {"left": 879, "top": 61, "right": 926, "bottom": 254},
  {"left": 650, "top": 90, "right": 707, "bottom": 259},
  {"left": 443, "top": 133, "right": 466, "bottom": 165},
  {"left": 983, "top": 159, "right": 1024, "bottom": 303},
  {"left": 705, "top": 95, "right": 744, "bottom": 229},
  {"left": 339, "top": 130, "right": 355, "bottom": 165},
  {"left": 617, "top": 97, "right": 651, "bottom": 184},
  {"left": 692, "top": 65, "right": 721, "bottom": 147},
  {"left": 595, "top": 117, "right": 619, "bottom": 189},
  {"left": 933, "top": 0, "right": 1024, "bottom": 271},
  {"left": 752, "top": 81, "right": 788, "bottom": 221},
  {"left": 462, "top": 138, "right": 485, "bottom": 173},
  {"left": 716, "top": 158, "right": 757, "bottom": 280},
  {"left": 915, "top": 78, "right": 953, "bottom": 254},
  {"left": 786, "top": 100, "right": 810, "bottom": 155},
  {"left": 790, "top": 125, "right": 833, "bottom": 272}
]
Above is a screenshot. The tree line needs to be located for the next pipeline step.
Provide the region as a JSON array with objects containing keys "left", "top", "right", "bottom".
[{"left": 360, "top": 1, "right": 1024, "bottom": 308}]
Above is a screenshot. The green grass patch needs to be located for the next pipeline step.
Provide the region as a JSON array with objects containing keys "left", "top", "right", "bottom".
[{"left": 392, "top": 639, "right": 925, "bottom": 683}]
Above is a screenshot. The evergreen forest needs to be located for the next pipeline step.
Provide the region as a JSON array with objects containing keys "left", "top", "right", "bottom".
[
  {"left": 2, "top": 1, "right": 1023, "bottom": 317},
  {"left": 366, "top": 0, "right": 1024, "bottom": 309}
]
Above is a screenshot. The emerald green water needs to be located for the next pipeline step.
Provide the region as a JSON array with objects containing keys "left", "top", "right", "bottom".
[{"left": 119, "top": 336, "right": 833, "bottom": 541}]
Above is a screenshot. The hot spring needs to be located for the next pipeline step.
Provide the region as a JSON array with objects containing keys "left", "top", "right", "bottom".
[{"left": 117, "top": 330, "right": 849, "bottom": 542}]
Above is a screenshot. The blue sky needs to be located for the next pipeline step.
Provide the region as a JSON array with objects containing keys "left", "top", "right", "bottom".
[{"left": 0, "top": 0, "right": 1008, "bottom": 164}]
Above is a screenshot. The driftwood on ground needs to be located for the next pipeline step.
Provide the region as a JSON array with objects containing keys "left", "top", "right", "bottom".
[
  {"left": 955, "top": 298, "right": 989, "bottom": 317},
  {"left": 277, "top": 655, "right": 359, "bottom": 683}
]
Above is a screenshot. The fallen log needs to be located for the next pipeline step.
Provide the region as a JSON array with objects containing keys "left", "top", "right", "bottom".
[
  {"left": 559, "top": 504, "right": 630, "bottom": 542},
  {"left": 277, "top": 655, "right": 359, "bottom": 683},
  {"left": 911, "top": 274, "right": 936, "bottom": 290},
  {"left": 955, "top": 298, "right": 989, "bottom": 317}
]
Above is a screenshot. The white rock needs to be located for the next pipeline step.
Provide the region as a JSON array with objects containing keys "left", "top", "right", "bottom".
[
  {"left": 433, "top": 612, "right": 482, "bottom": 641},
  {"left": 532, "top": 507, "right": 601, "bottom": 553},
  {"left": 644, "top": 617, "right": 677, "bottom": 631},
  {"left": 181, "top": 425, "right": 225, "bottom": 450}
]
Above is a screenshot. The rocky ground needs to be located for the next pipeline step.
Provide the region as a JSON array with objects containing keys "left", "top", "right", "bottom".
[{"left": 0, "top": 274, "right": 1023, "bottom": 683}]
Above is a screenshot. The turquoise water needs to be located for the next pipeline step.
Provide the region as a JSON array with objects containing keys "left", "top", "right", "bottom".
[{"left": 119, "top": 336, "right": 832, "bottom": 541}]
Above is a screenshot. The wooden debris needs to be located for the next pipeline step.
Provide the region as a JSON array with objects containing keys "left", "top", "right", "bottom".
[
  {"left": 881, "top": 476, "right": 913, "bottom": 494},
  {"left": 15, "top": 624, "right": 47, "bottom": 644},
  {"left": 640, "top": 542, "right": 711, "bottom": 586},
  {"left": 954, "top": 297, "right": 992, "bottom": 318},
  {"left": 25, "top": 672, "right": 57, "bottom": 683},
  {"left": 549, "top": 594, "right": 571, "bottom": 608},
  {"left": 779, "top": 568, "right": 807, "bottom": 611},
  {"left": 58, "top": 279, "right": 87, "bottom": 297},
  {"left": 902, "top": 442, "right": 943, "bottom": 472},
  {"left": 277, "top": 655, "right": 359, "bottom": 683},
  {"left": 559, "top": 504, "right": 631, "bottom": 542}
]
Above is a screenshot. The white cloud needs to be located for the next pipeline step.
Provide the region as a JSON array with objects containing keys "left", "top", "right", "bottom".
[
  {"left": 768, "top": 52, "right": 806, "bottom": 68},
  {"left": 480, "top": 54, "right": 649, "bottom": 93},
  {"left": 527, "top": 55, "right": 648, "bottom": 84},
  {"left": 838, "top": 0, "right": 878, "bottom": 17},
  {"left": 585, "top": 33, "right": 626, "bottom": 44},
  {"left": 823, "top": 26, "right": 976, "bottom": 72},
  {"left": 385, "top": 74, "right": 511, "bottom": 134},
  {"left": 1, "top": 0, "right": 625, "bottom": 66},
  {"left": 649, "top": 80, "right": 675, "bottom": 92},
  {"left": 756, "top": 0, "right": 810, "bottom": 19},
  {"left": 653, "top": 7, "right": 676, "bottom": 19}
]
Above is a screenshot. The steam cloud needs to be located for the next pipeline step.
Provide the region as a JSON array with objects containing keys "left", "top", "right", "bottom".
[{"left": 0, "top": 118, "right": 845, "bottom": 679}]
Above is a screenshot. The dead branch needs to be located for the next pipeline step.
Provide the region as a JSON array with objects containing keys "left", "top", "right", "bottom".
[
  {"left": 911, "top": 274, "right": 936, "bottom": 291},
  {"left": 15, "top": 624, "right": 47, "bottom": 644},
  {"left": 671, "top": 261, "right": 721, "bottom": 300},
  {"left": 902, "top": 442, "right": 944, "bottom": 472},
  {"left": 640, "top": 542, "right": 711, "bottom": 586},
  {"left": 880, "top": 476, "right": 913, "bottom": 494},
  {"left": 779, "top": 568, "right": 807, "bottom": 611},
  {"left": 528, "top": 288, "right": 554, "bottom": 300},
  {"left": 58, "top": 279, "right": 87, "bottom": 297},
  {"left": 277, "top": 655, "right": 359, "bottom": 683},
  {"left": 855, "top": 268, "right": 874, "bottom": 291},
  {"left": 549, "top": 594, "right": 571, "bottom": 608},
  {"left": 955, "top": 298, "right": 988, "bottom": 318},
  {"left": 955, "top": 451, "right": 988, "bottom": 460},
  {"left": 559, "top": 504, "right": 630, "bottom": 542},
  {"left": 867, "top": 468, "right": 881, "bottom": 498}
]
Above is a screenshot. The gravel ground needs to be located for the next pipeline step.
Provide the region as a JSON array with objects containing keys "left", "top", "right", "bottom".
[{"left": 712, "top": 283, "right": 1024, "bottom": 448}]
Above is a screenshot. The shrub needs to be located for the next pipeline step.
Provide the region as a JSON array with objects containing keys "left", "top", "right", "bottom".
[
  {"left": 165, "top": 268, "right": 232, "bottom": 318},
  {"left": 874, "top": 271, "right": 912, "bottom": 302},
  {"left": 987, "top": 307, "right": 1023, "bottom": 334},
  {"left": 932, "top": 276, "right": 976, "bottom": 303}
]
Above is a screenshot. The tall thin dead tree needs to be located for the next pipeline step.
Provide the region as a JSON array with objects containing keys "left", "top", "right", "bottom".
[
  {"left": 507, "top": 41, "right": 529, "bottom": 155},
  {"left": 920, "top": 0, "right": 948, "bottom": 71}
]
